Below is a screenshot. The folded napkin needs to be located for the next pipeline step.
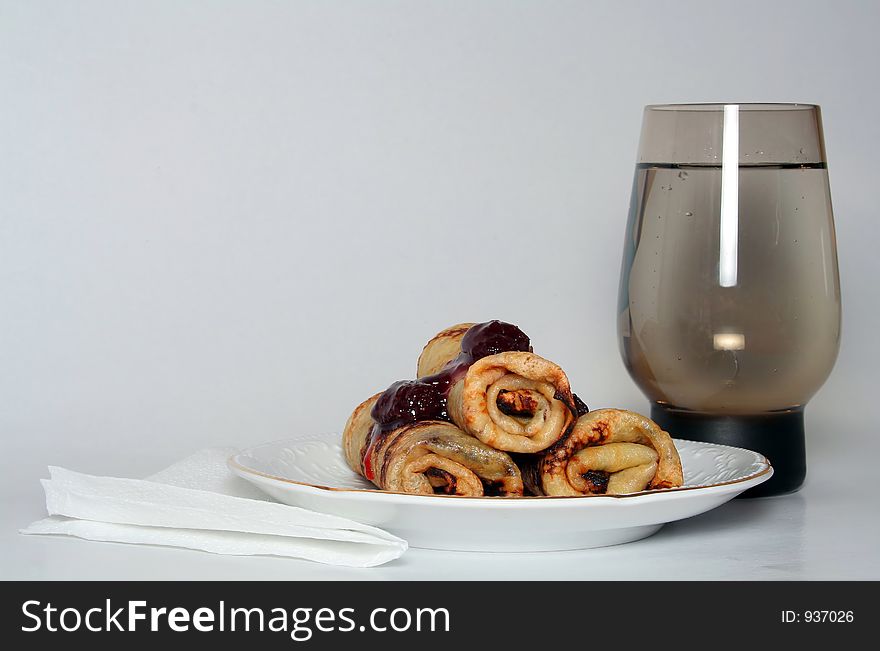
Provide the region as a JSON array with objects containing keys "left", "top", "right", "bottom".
[{"left": 21, "top": 448, "right": 407, "bottom": 568}]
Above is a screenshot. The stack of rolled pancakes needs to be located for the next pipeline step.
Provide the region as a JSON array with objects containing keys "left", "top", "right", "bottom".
[{"left": 342, "top": 321, "right": 683, "bottom": 497}]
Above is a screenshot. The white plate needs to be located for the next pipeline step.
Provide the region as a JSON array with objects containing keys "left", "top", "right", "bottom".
[{"left": 229, "top": 435, "right": 772, "bottom": 552}]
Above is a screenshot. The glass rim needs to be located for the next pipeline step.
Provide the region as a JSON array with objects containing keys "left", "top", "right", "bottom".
[{"left": 645, "top": 102, "right": 820, "bottom": 112}]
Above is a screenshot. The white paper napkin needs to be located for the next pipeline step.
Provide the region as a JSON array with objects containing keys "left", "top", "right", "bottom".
[{"left": 21, "top": 448, "right": 407, "bottom": 568}]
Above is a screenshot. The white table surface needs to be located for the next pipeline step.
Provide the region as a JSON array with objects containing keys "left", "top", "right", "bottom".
[{"left": 4, "top": 404, "right": 878, "bottom": 581}]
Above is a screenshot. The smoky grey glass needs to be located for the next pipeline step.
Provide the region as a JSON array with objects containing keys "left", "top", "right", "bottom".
[{"left": 618, "top": 103, "right": 841, "bottom": 496}]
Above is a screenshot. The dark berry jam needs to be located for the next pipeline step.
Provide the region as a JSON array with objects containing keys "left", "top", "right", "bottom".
[
  {"left": 459, "top": 320, "right": 531, "bottom": 361},
  {"left": 363, "top": 432, "right": 378, "bottom": 481},
  {"left": 372, "top": 379, "right": 450, "bottom": 426},
  {"left": 573, "top": 393, "right": 590, "bottom": 417},
  {"left": 369, "top": 321, "right": 529, "bottom": 434},
  {"left": 370, "top": 358, "right": 470, "bottom": 426}
]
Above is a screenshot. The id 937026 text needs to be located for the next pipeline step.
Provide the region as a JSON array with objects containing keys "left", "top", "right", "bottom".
[{"left": 781, "top": 611, "right": 854, "bottom": 623}]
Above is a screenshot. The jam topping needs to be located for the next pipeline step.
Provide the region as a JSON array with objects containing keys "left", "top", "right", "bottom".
[
  {"left": 459, "top": 320, "right": 531, "bottom": 360},
  {"left": 363, "top": 434, "right": 378, "bottom": 481},
  {"left": 372, "top": 379, "right": 451, "bottom": 426},
  {"left": 573, "top": 393, "right": 590, "bottom": 417},
  {"left": 369, "top": 320, "right": 531, "bottom": 430}
]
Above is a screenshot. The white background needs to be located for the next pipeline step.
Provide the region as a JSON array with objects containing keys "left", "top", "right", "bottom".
[{"left": 2, "top": 0, "right": 879, "bottom": 579}]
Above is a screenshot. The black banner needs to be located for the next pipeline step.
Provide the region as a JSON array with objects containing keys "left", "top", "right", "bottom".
[{"left": 1, "top": 581, "right": 873, "bottom": 647}]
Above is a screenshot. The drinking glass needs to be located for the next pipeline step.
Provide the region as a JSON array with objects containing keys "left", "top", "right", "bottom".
[{"left": 618, "top": 103, "right": 841, "bottom": 496}]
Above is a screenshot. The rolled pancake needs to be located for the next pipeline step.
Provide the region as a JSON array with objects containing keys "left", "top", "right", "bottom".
[
  {"left": 525, "top": 408, "right": 683, "bottom": 495},
  {"left": 342, "top": 394, "right": 523, "bottom": 496},
  {"left": 416, "top": 322, "right": 474, "bottom": 378},
  {"left": 447, "top": 351, "right": 576, "bottom": 454}
]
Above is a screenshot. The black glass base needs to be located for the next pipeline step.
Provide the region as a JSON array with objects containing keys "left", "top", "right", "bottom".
[{"left": 650, "top": 405, "right": 805, "bottom": 498}]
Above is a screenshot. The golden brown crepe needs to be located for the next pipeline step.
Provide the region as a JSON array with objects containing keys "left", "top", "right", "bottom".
[
  {"left": 342, "top": 392, "right": 382, "bottom": 476},
  {"left": 446, "top": 351, "right": 576, "bottom": 454},
  {"left": 342, "top": 394, "right": 524, "bottom": 497},
  {"left": 524, "top": 408, "right": 684, "bottom": 496},
  {"left": 416, "top": 322, "right": 475, "bottom": 377}
]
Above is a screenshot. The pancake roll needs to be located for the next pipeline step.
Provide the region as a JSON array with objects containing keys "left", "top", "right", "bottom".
[
  {"left": 417, "top": 322, "right": 474, "bottom": 378},
  {"left": 418, "top": 321, "right": 577, "bottom": 454},
  {"left": 524, "top": 408, "right": 683, "bottom": 496},
  {"left": 446, "top": 351, "right": 577, "bottom": 454},
  {"left": 342, "top": 394, "right": 524, "bottom": 497}
]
